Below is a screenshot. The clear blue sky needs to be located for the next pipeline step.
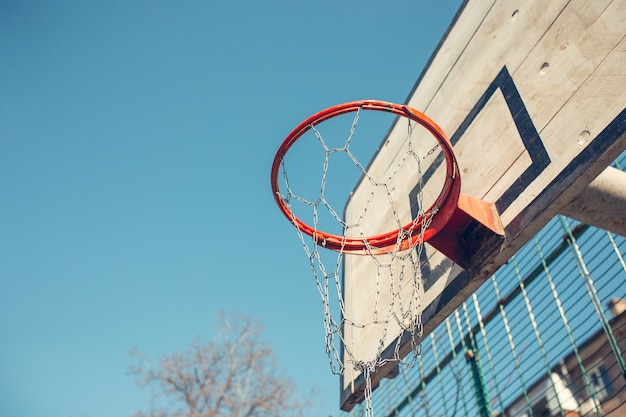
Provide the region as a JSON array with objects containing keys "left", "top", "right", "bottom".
[{"left": 0, "top": 2, "right": 462, "bottom": 416}]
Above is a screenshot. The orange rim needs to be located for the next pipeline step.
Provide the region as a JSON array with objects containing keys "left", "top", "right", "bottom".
[{"left": 271, "top": 100, "right": 460, "bottom": 254}]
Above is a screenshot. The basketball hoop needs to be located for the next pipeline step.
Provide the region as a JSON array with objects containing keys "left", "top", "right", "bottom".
[
  {"left": 270, "top": 100, "right": 504, "bottom": 416},
  {"left": 271, "top": 100, "right": 461, "bottom": 255}
]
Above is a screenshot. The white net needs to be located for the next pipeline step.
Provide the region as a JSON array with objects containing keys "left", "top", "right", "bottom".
[{"left": 274, "top": 104, "right": 447, "bottom": 417}]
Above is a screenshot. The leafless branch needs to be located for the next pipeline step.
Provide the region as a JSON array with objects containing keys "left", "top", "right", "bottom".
[{"left": 128, "top": 312, "right": 315, "bottom": 417}]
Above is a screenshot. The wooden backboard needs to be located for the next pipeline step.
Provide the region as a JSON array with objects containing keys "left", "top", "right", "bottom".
[{"left": 340, "top": 0, "right": 626, "bottom": 410}]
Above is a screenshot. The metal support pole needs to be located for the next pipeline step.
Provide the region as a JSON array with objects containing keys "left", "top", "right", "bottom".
[
  {"left": 560, "top": 166, "right": 626, "bottom": 237},
  {"left": 465, "top": 349, "right": 492, "bottom": 417}
]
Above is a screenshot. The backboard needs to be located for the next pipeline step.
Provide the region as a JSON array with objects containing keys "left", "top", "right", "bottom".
[{"left": 340, "top": 0, "right": 626, "bottom": 411}]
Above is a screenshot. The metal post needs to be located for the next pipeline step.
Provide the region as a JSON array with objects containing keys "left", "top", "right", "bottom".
[
  {"left": 560, "top": 166, "right": 626, "bottom": 237},
  {"left": 465, "top": 349, "right": 492, "bottom": 417}
]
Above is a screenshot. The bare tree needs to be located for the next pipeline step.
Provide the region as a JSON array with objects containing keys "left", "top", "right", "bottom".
[{"left": 129, "top": 312, "right": 313, "bottom": 417}]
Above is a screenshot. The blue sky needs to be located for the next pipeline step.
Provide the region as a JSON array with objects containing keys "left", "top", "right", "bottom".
[{"left": 0, "top": 2, "right": 462, "bottom": 416}]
